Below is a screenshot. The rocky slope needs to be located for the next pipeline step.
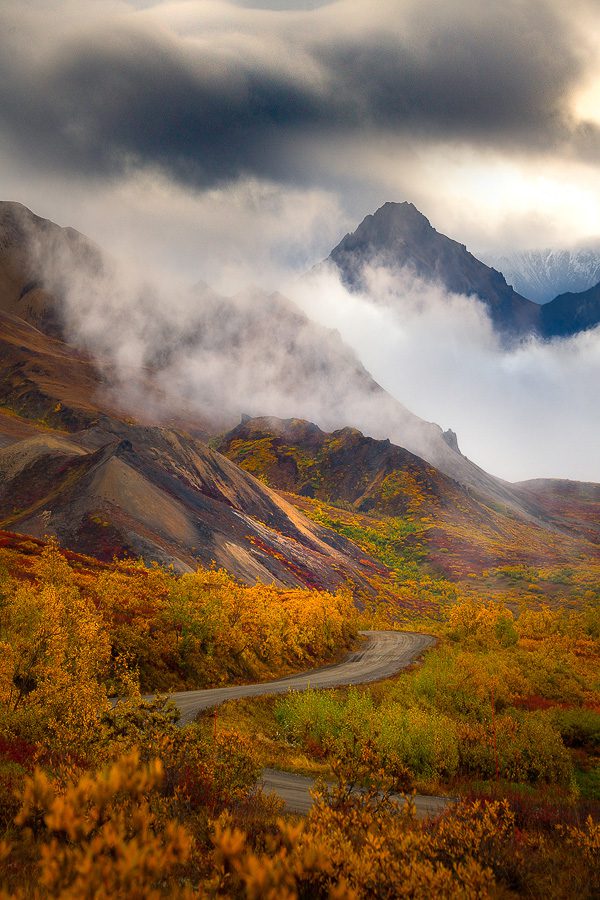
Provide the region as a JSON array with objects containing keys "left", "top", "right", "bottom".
[
  {"left": 219, "top": 415, "right": 473, "bottom": 516},
  {"left": 219, "top": 416, "right": 600, "bottom": 579},
  {"left": 0, "top": 420, "right": 386, "bottom": 589}
]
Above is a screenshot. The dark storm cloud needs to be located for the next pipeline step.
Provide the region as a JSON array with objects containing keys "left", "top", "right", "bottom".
[
  {"left": 0, "top": 24, "right": 321, "bottom": 185},
  {"left": 0, "top": 0, "right": 597, "bottom": 189}
]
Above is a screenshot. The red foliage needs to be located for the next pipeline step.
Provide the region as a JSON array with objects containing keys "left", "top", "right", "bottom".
[
  {"left": 0, "top": 735, "right": 37, "bottom": 769},
  {"left": 512, "top": 695, "right": 573, "bottom": 712},
  {"left": 465, "top": 787, "right": 600, "bottom": 831}
]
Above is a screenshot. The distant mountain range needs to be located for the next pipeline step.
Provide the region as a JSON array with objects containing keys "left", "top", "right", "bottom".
[
  {"left": 324, "top": 202, "right": 600, "bottom": 340},
  {"left": 488, "top": 247, "right": 600, "bottom": 304},
  {"left": 0, "top": 199, "right": 598, "bottom": 586}
]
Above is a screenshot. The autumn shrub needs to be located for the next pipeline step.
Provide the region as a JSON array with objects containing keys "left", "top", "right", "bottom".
[
  {"left": 1, "top": 750, "right": 193, "bottom": 899},
  {"left": 447, "top": 599, "right": 518, "bottom": 649},
  {"left": 275, "top": 635, "right": 581, "bottom": 788},
  {"left": 514, "top": 644, "right": 586, "bottom": 704},
  {"left": 93, "top": 560, "right": 358, "bottom": 691},
  {"left": 0, "top": 542, "right": 110, "bottom": 754},
  {"left": 100, "top": 694, "right": 181, "bottom": 761},
  {"left": 0, "top": 538, "right": 359, "bottom": 704},
  {"left": 580, "top": 599, "right": 600, "bottom": 639},
  {"left": 276, "top": 690, "right": 459, "bottom": 781},
  {"left": 100, "top": 693, "right": 262, "bottom": 821},
  {"left": 558, "top": 816, "right": 600, "bottom": 896},
  {"left": 458, "top": 711, "right": 573, "bottom": 786},
  {"left": 210, "top": 788, "right": 511, "bottom": 898},
  {"left": 164, "top": 725, "right": 262, "bottom": 821},
  {"left": 0, "top": 763, "right": 23, "bottom": 832}
]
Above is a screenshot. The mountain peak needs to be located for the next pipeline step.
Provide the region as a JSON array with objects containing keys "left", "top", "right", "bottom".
[
  {"left": 326, "top": 200, "right": 540, "bottom": 337},
  {"left": 346, "top": 201, "right": 434, "bottom": 249},
  {"left": 377, "top": 200, "right": 431, "bottom": 223}
]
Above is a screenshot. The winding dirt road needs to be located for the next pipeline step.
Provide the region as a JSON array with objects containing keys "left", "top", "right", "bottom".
[
  {"left": 165, "top": 630, "right": 435, "bottom": 725},
  {"left": 153, "top": 630, "right": 450, "bottom": 819}
]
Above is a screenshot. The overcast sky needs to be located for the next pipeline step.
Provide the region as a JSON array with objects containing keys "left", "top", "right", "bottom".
[
  {"left": 2, "top": 0, "right": 600, "bottom": 282},
  {"left": 1, "top": 0, "right": 599, "bottom": 480}
]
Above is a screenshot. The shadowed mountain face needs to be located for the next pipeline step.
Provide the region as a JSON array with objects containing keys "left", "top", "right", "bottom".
[
  {"left": 540, "top": 281, "right": 600, "bottom": 338},
  {"left": 326, "top": 202, "right": 541, "bottom": 337},
  {"left": 326, "top": 201, "right": 600, "bottom": 339}
]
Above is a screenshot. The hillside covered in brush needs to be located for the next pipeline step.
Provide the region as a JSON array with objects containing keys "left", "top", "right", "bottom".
[{"left": 219, "top": 416, "right": 600, "bottom": 610}]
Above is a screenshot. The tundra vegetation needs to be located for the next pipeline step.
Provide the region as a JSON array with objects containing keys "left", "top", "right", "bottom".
[{"left": 0, "top": 533, "right": 598, "bottom": 897}]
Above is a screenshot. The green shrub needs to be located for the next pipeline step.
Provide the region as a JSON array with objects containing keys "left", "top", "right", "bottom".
[
  {"left": 376, "top": 703, "right": 459, "bottom": 779},
  {"left": 551, "top": 709, "right": 600, "bottom": 750},
  {"left": 406, "top": 647, "right": 525, "bottom": 720},
  {"left": 275, "top": 689, "right": 345, "bottom": 749}
]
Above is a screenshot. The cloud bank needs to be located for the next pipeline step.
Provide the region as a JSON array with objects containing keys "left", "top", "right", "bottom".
[
  {"left": 2, "top": 0, "right": 600, "bottom": 268},
  {"left": 1, "top": 0, "right": 598, "bottom": 189}
]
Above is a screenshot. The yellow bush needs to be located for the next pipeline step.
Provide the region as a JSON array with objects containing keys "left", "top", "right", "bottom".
[{"left": 7, "top": 751, "right": 193, "bottom": 899}]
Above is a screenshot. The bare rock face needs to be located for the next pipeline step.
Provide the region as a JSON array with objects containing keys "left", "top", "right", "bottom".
[
  {"left": 0, "top": 421, "right": 387, "bottom": 589},
  {"left": 442, "top": 429, "right": 460, "bottom": 454}
]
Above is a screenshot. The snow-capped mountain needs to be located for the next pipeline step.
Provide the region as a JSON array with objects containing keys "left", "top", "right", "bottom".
[{"left": 488, "top": 247, "right": 600, "bottom": 304}]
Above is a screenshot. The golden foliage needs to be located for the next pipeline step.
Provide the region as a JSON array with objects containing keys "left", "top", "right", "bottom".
[
  {"left": 0, "top": 541, "right": 110, "bottom": 749},
  {"left": 9, "top": 751, "right": 193, "bottom": 899}
]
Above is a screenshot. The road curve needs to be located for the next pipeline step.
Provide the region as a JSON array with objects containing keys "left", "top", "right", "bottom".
[
  {"left": 145, "top": 630, "right": 450, "bottom": 819},
  {"left": 162, "top": 630, "right": 435, "bottom": 725}
]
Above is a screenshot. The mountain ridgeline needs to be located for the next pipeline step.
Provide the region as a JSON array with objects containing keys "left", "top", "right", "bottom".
[{"left": 0, "top": 199, "right": 598, "bottom": 595}]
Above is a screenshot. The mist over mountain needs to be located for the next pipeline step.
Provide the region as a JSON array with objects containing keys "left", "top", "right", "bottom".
[
  {"left": 2, "top": 198, "right": 600, "bottom": 484},
  {"left": 324, "top": 202, "right": 541, "bottom": 338},
  {"left": 0, "top": 201, "right": 486, "bottom": 491},
  {"left": 322, "top": 201, "right": 600, "bottom": 342}
]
